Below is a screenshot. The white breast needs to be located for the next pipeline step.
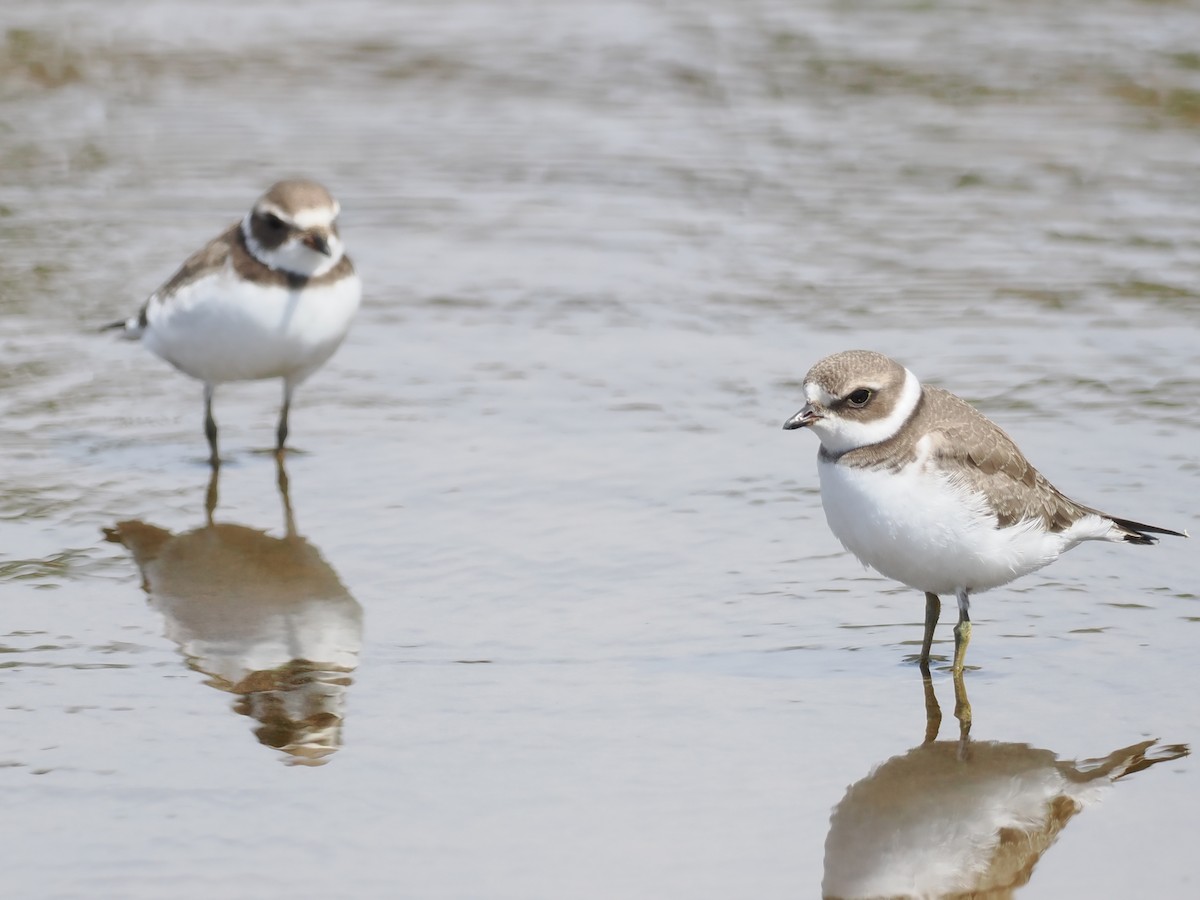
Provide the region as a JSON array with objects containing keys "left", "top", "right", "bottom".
[
  {"left": 142, "top": 264, "right": 362, "bottom": 386},
  {"left": 817, "top": 450, "right": 1069, "bottom": 595}
]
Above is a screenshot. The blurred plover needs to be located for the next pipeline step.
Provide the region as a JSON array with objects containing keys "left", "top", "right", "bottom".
[
  {"left": 783, "top": 350, "right": 1186, "bottom": 672},
  {"left": 109, "top": 179, "right": 361, "bottom": 465}
]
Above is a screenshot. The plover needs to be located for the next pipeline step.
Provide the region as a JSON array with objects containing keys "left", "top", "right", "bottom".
[
  {"left": 109, "top": 180, "right": 361, "bottom": 465},
  {"left": 783, "top": 350, "right": 1187, "bottom": 672}
]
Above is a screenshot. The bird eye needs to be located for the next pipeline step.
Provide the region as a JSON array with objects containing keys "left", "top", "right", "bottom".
[
  {"left": 847, "top": 388, "right": 872, "bottom": 408},
  {"left": 262, "top": 213, "right": 285, "bottom": 231}
]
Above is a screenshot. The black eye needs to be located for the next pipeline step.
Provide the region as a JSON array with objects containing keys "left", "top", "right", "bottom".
[
  {"left": 262, "top": 213, "right": 286, "bottom": 231},
  {"left": 846, "top": 388, "right": 872, "bottom": 408}
]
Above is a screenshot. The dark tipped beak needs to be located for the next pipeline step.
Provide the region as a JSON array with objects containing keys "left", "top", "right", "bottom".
[
  {"left": 303, "top": 231, "right": 332, "bottom": 256},
  {"left": 783, "top": 403, "right": 821, "bottom": 430}
]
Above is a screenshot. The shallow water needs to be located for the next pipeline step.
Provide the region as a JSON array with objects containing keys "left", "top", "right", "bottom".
[{"left": 2, "top": 1, "right": 1199, "bottom": 897}]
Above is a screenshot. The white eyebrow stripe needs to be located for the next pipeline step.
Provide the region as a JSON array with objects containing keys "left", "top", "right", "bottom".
[{"left": 804, "top": 383, "right": 835, "bottom": 406}]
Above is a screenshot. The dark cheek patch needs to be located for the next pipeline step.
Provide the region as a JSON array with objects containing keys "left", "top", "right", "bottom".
[
  {"left": 835, "top": 384, "right": 898, "bottom": 420},
  {"left": 249, "top": 214, "right": 291, "bottom": 251}
]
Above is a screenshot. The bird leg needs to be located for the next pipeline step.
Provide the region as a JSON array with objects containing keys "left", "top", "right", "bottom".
[
  {"left": 952, "top": 587, "right": 972, "bottom": 673},
  {"left": 919, "top": 591, "right": 941, "bottom": 672},
  {"left": 204, "top": 384, "right": 220, "bottom": 468},
  {"left": 275, "top": 381, "right": 294, "bottom": 458}
]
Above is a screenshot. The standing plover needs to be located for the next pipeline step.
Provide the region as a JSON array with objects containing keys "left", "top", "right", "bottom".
[
  {"left": 110, "top": 180, "right": 361, "bottom": 465},
  {"left": 783, "top": 350, "right": 1186, "bottom": 672}
]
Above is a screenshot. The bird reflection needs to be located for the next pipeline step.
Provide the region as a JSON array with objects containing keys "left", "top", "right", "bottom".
[
  {"left": 822, "top": 673, "right": 1188, "bottom": 899},
  {"left": 105, "top": 461, "right": 362, "bottom": 766}
]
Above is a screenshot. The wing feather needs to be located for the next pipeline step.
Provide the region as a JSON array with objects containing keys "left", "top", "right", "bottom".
[{"left": 920, "top": 387, "right": 1088, "bottom": 531}]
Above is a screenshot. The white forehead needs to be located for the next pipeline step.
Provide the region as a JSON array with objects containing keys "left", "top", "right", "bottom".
[
  {"left": 804, "top": 382, "right": 836, "bottom": 406},
  {"left": 293, "top": 203, "right": 339, "bottom": 229}
]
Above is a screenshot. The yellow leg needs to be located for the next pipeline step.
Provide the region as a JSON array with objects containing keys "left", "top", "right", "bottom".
[
  {"left": 952, "top": 620, "right": 972, "bottom": 673},
  {"left": 951, "top": 588, "right": 972, "bottom": 673},
  {"left": 920, "top": 592, "right": 941, "bottom": 671}
]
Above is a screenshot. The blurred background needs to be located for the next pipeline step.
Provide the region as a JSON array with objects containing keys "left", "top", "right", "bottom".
[{"left": 1, "top": 2, "right": 1198, "bottom": 897}]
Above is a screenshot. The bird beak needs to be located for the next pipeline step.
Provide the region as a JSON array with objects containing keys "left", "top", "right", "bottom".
[
  {"left": 302, "top": 230, "right": 333, "bottom": 256},
  {"left": 783, "top": 403, "right": 821, "bottom": 430}
]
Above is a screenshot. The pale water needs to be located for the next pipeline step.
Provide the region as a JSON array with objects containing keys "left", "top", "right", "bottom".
[{"left": 2, "top": 2, "right": 1199, "bottom": 897}]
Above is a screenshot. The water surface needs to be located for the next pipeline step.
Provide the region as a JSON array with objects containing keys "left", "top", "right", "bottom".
[{"left": 2, "top": 2, "right": 1198, "bottom": 897}]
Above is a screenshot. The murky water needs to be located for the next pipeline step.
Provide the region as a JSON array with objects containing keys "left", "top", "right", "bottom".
[{"left": 2, "top": 1, "right": 1199, "bottom": 897}]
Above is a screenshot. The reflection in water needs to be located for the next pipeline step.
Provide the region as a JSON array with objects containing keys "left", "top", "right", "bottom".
[
  {"left": 105, "top": 462, "right": 363, "bottom": 766},
  {"left": 822, "top": 674, "right": 1188, "bottom": 899}
]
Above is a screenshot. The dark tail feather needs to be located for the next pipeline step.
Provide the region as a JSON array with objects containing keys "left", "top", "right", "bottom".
[{"left": 1110, "top": 515, "right": 1189, "bottom": 545}]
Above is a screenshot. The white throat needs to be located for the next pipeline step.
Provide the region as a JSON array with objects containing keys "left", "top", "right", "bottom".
[
  {"left": 808, "top": 367, "right": 922, "bottom": 456},
  {"left": 241, "top": 215, "right": 344, "bottom": 279}
]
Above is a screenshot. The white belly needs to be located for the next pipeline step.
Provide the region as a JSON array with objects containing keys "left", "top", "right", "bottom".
[
  {"left": 817, "top": 456, "right": 1069, "bottom": 595},
  {"left": 142, "top": 266, "right": 361, "bottom": 386}
]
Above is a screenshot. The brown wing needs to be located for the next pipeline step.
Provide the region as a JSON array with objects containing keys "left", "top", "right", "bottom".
[
  {"left": 920, "top": 387, "right": 1088, "bottom": 532},
  {"left": 137, "top": 223, "right": 239, "bottom": 327}
]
